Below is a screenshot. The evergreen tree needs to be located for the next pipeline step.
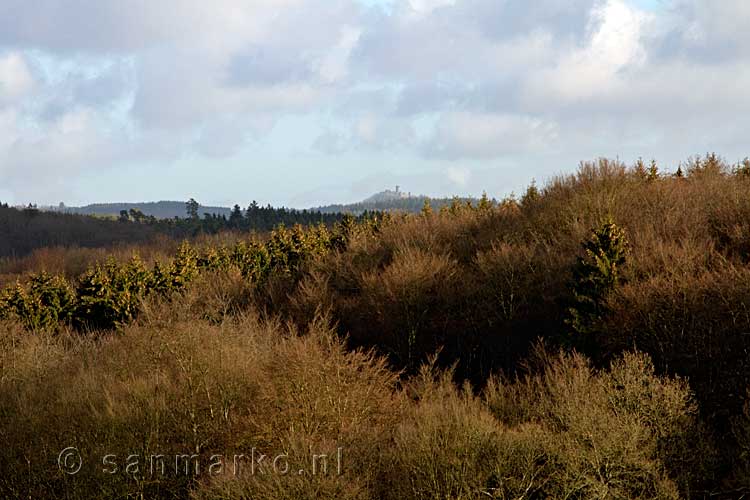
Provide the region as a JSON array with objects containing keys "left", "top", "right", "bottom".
[
  {"left": 566, "top": 217, "right": 629, "bottom": 345},
  {"left": 521, "top": 181, "right": 540, "bottom": 207},
  {"left": 478, "top": 192, "right": 493, "bottom": 211},
  {"left": 186, "top": 198, "right": 200, "bottom": 219},
  {"left": 229, "top": 204, "right": 243, "bottom": 227}
]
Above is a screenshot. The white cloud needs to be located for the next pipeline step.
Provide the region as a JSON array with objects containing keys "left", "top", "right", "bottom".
[
  {"left": 2, "top": 0, "right": 750, "bottom": 204},
  {"left": 537, "top": 0, "right": 650, "bottom": 101},
  {"left": 0, "top": 106, "right": 127, "bottom": 200},
  {"left": 317, "top": 26, "right": 363, "bottom": 83},
  {"left": 407, "top": 0, "right": 456, "bottom": 15},
  {"left": 0, "top": 52, "right": 35, "bottom": 104},
  {"left": 446, "top": 166, "right": 471, "bottom": 187},
  {"left": 673, "top": 0, "right": 750, "bottom": 53},
  {"left": 357, "top": 114, "right": 416, "bottom": 149},
  {"left": 425, "top": 112, "right": 559, "bottom": 159}
]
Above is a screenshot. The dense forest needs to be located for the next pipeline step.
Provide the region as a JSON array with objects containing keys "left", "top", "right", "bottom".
[
  {"left": 0, "top": 199, "right": 364, "bottom": 258},
  {"left": 55, "top": 195, "right": 476, "bottom": 218},
  {"left": 3, "top": 154, "right": 750, "bottom": 498},
  {"left": 0, "top": 203, "right": 168, "bottom": 258}
]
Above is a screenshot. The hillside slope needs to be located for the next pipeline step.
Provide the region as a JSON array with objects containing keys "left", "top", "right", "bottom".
[
  {"left": 56, "top": 201, "right": 231, "bottom": 219},
  {"left": 4, "top": 155, "right": 750, "bottom": 497}
]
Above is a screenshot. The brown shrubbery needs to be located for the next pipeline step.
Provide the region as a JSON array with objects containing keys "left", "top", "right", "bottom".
[
  {"left": 0, "top": 311, "right": 713, "bottom": 499},
  {"left": 0, "top": 313, "right": 404, "bottom": 499}
]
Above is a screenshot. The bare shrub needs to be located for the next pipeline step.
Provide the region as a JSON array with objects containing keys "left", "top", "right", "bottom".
[
  {"left": 484, "top": 350, "right": 712, "bottom": 498},
  {"left": 359, "top": 247, "right": 459, "bottom": 368}
]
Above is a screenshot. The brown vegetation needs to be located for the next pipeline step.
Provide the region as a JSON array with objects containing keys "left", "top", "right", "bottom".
[{"left": 3, "top": 154, "right": 750, "bottom": 497}]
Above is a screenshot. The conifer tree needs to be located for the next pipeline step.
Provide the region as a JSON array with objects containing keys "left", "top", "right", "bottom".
[
  {"left": 229, "top": 204, "right": 243, "bottom": 227},
  {"left": 478, "top": 192, "right": 493, "bottom": 211},
  {"left": 521, "top": 181, "right": 540, "bottom": 207},
  {"left": 186, "top": 198, "right": 200, "bottom": 219},
  {"left": 566, "top": 217, "right": 629, "bottom": 344}
]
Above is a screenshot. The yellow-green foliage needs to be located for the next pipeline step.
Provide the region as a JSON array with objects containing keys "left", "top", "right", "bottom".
[
  {"left": 169, "top": 241, "right": 200, "bottom": 289},
  {"left": 72, "top": 256, "right": 152, "bottom": 330},
  {"left": 0, "top": 272, "right": 74, "bottom": 330}
]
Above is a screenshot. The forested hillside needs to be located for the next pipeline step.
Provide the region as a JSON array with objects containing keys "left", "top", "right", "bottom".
[
  {"left": 4, "top": 154, "right": 750, "bottom": 498},
  {"left": 0, "top": 203, "right": 169, "bottom": 258},
  {"left": 0, "top": 200, "right": 359, "bottom": 258}
]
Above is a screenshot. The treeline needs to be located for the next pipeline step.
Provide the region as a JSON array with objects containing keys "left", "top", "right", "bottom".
[
  {"left": 0, "top": 203, "right": 168, "bottom": 258},
  {"left": 114, "top": 199, "right": 373, "bottom": 233},
  {"left": 0, "top": 199, "right": 372, "bottom": 258},
  {"left": 176, "top": 199, "right": 373, "bottom": 232}
]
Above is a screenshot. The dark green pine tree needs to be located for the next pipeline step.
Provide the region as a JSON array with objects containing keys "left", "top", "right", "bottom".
[
  {"left": 229, "top": 204, "right": 243, "bottom": 228},
  {"left": 566, "top": 217, "right": 629, "bottom": 347},
  {"left": 186, "top": 198, "right": 200, "bottom": 220}
]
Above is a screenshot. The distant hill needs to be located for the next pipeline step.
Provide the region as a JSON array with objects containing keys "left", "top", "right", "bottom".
[
  {"left": 316, "top": 188, "right": 476, "bottom": 214},
  {"left": 361, "top": 188, "right": 410, "bottom": 204},
  {"left": 53, "top": 201, "right": 231, "bottom": 219},
  {"left": 41, "top": 189, "right": 479, "bottom": 220}
]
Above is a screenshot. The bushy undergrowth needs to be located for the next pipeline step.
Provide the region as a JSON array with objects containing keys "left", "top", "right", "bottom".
[
  {"left": 5, "top": 153, "right": 750, "bottom": 496},
  {"left": 0, "top": 311, "right": 713, "bottom": 499}
]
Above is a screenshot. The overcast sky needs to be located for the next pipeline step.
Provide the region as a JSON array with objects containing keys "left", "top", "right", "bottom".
[{"left": 0, "top": 0, "right": 748, "bottom": 207}]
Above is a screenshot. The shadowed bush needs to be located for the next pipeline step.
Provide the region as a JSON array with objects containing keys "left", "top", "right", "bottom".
[{"left": 484, "top": 350, "right": 715, "bottom": 498}]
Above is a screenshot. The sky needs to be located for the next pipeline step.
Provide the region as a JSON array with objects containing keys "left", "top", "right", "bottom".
[{"left": 0, "top": 0, "right": 749, "bottom": 208}]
